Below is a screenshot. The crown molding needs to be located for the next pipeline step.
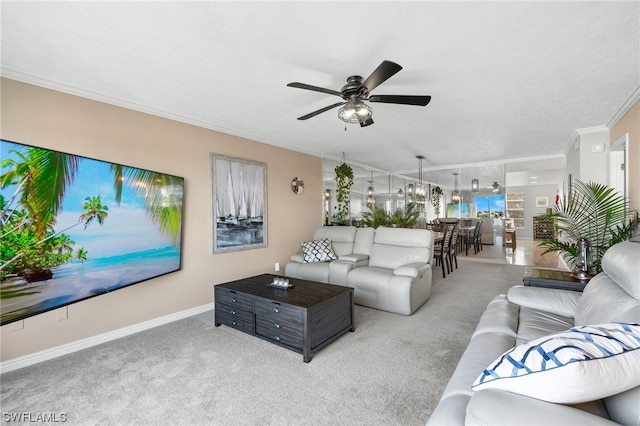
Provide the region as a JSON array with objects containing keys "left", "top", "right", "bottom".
[
  {"left": 0, "top": 72, "right": 326, "bottom": 160},
  {"left": 575, "top": 126, "right": 609, "bottom": 135},
  {"left": 607, "top": 84, "right": 640, "bottom": 129}
]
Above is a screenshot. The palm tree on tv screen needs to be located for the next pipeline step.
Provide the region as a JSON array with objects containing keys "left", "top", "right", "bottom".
[{"left": 1, "top": 142, "right": 182, "bottom": 281}]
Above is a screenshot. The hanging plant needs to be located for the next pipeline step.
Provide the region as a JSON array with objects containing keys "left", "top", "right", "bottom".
[
  {"left": 431, "top": 186, "right": 443, "bottom": 217},
  {"left": 333, "top": 162, "right": 353, "bottom": 224}
]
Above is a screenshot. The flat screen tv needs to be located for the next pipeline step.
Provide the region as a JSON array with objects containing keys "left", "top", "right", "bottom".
[{"left": 0, "top": 139, "right": 184, "bottom": 325}]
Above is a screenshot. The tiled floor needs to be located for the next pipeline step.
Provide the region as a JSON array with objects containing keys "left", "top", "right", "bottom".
[{"left": 460, "top": 235, "right": 567, "bottom": 269}]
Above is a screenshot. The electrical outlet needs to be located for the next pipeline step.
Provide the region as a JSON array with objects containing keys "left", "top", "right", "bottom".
[{"left": 275, "top": 262, "right": 280, "bottom": 272}]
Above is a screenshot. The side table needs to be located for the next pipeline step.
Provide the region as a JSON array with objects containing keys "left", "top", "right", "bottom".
[{"left": 523, "top": 267, "right": 588, "bottom": 292}]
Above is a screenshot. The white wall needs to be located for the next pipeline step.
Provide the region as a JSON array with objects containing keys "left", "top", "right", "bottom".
[{"left": 565, "top": 128, "right": 610, "bottom": 186}]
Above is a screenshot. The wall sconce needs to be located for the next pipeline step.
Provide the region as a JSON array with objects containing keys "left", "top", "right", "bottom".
[
  {"left": 324, "top": 188, "right": 331, "bottom": 200},
  {"left": 471, "top": 178, "right": 479, "bottom": 193}
]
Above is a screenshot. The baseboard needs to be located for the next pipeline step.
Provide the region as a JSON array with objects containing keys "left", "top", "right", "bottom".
[{"left": 0, "top": 303, "right": 214, "bottom": 374}]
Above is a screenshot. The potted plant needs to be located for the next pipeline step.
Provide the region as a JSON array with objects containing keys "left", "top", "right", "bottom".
[
  {"left": 361, "top": 205, "right": 390, "bottom": 228},
  {"left": 431, "top": 186, "right": 443, "bottom": 217},
  {"left": 538, "top": 180, "right": 639, "bottom": 274},
  {"left": 361, "top": 203, "right": 421, "bottom": 229},
  {"left": 389, "top": 202, "right": 421, "bottom": 228},
  {"left": 333, "top": 162, "right": 353, "bottom": 225}
]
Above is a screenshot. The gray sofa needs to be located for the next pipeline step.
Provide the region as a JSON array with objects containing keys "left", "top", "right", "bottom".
[
  {"left": 284, "top": 226, "right": 374, "bottom": 285},
  {"left": 285, "top": 226, "right": 434, "bottom": 315},
  {"left": 346, "top": 227, "right": 434, "bottom": 315},
  {"left": 427, "top": 241, "right": 640, "bottom": 425}
]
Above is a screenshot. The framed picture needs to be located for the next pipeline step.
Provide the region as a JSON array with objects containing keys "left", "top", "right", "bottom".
[
  {"left": 536, "top": 196, "right": 549, "bottom": 207},
  {"left": 1, "top": 139, "right": 184, "bottom": 325},
  {"left": 211, "top": 154, "right": 267, "bottom": 253}
]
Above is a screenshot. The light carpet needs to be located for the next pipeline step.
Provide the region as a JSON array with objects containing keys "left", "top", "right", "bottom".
[{"left": 1, "top": 259, "right": 526, "bottom": 425}]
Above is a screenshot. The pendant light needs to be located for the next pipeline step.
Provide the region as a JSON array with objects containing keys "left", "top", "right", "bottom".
[
  {"left": 367, "top": 170, "right": 375, "bottom": 206},
  {"left": 416, "top": 155, "right": 426, "bottom": 202},
  {"left": 452, "top": 172, "right": 461, "bottom": 203},
  {"left": 471, "top": 178, "right": 479, "bottom": 193}
]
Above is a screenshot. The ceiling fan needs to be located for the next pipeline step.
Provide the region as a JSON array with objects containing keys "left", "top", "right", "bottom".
[{"left": 287, "top": 60, "right": 431, "bottom": 127}]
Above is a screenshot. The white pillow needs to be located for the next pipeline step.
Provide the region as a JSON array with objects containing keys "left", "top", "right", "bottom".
[
  {"left": 301, "top": 238, "right": 337, "bottom": 263},
  {"left": 472, "top": 323, "right": 640, "bottom": 404}
]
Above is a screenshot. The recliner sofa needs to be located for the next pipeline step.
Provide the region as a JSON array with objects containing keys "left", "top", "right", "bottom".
[
  {"left": 346, "top": 227, "right": 434, "bottom": 315},
  {"left": 284, "top": 225, "right": 374, "bottom": 285},
  {"left": 427, "top": 241, "right": 640, "bottom": 425},
  {"left": 285, "top": 226, "right": 434, "bottom": 315}
]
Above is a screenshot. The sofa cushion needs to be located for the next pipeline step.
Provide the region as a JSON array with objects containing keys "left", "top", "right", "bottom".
[
  {"left": 472, "top": 323, "right": 640, "bottom": 404},
  {"left": 515, "top": 306, "right": 574, "bottom": 345},
  {"left": 466, "top": 389, "right": 617, "bottom": 425},
  {"left": 313, "top": 226, "right": 357, "bottom": 257},
  {"left": 600, "top": 241, "right": 640, "bottom": 299},
  {"left": 574, "top": 273, "right": 640, "bottom": 326},
  {"left": 301, "top": 238, "right": 337, "bottom": 263},
  {"left": 368, "top": 228, "right": 433, "bottom": 269}
]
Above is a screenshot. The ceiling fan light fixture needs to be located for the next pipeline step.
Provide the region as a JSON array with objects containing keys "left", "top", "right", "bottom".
[{"left": 338, "top": 99, "right": 373, "bottom": 124}]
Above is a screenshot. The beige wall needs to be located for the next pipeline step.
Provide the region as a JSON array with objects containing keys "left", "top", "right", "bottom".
[
  {"left": 0, "top": 78, "right": 322, "bottom": 362},
  {"left": 610, "top": 99, "right": 640, "bottom": 211}
]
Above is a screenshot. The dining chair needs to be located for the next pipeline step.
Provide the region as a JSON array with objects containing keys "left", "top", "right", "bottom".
[
  {"left": 447, "top": 223, "right": 459, "bottom": 270},
  {"left": 471, "top": 221, "right": 482, "bottom": 254},
  {"left": 433, "top": 224, "right": 453, "bottom": 278}
]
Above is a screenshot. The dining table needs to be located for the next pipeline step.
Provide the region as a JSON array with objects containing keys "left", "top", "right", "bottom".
[{"left": 458, "top": 225, "right": 477, "bottom": 255}]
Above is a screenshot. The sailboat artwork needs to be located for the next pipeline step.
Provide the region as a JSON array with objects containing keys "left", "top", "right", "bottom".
[{"left": 211, "top": 154, "right": 267, "bottom": 253}]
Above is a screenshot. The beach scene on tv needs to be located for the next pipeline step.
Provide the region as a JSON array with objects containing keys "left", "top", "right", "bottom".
[{"left": 0, "top": 140, "right": 184, "bottom": 325}]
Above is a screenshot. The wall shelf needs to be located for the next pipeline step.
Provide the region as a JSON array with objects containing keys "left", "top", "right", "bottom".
[{"left": 506, "top": 193, "right": 525, "bottom": 229}]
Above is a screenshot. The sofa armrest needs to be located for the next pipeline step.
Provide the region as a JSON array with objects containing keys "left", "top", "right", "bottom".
[
  {"left": 393, "top": 262, "right": 429, "bottom": 278},
  {"left": 466, "top": 389, "right": 616, "bottom": 425},
  {"left": 507, "top": 285, "right": 580, "bottom": 318},
  {"left": 290, "top": 252, "right": 305, "bottom": 263},
  {"left": 330, "top": 258, "right": 368, "bottom": 286},
  {"left": 338, "top": 253, "right": 369, "bottom": 263}
]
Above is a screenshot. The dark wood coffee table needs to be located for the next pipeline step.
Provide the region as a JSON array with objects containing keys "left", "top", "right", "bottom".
[
  {"left": 214, "top": 274, "right": 354, "bottom": 362},
  {"left": 523, "top": 267, "right": 588, "bottom": 292}
]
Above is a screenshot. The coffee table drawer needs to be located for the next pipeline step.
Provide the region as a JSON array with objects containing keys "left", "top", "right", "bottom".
[
  {"left": 255, "top": 319, "right": 303, "bottom": 349},
  {"left": 254, "top": 300, "right": 303, "bottom": 325},
  {"left": 217, "top": 308, "right": 253, "bottom": 334},
  {"left": 215, "top": 287, "right": 254, "bottom": 311}
]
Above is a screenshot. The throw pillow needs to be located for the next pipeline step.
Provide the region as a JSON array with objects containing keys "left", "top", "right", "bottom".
[
  {"left": 301, "top": 238, "right": 337, "bottom": 263},
  {"left": 472, "top": 322, "right": 640, "bottom": 404}
]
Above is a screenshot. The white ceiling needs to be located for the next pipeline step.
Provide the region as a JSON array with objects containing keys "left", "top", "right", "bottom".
[{"left": 2, "top": 1, "right": 638, "bottom": 190}]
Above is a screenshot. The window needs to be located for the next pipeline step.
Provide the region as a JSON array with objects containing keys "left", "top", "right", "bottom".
[{"left": 474, "top": 195, "right": 505, "bottom": 219}]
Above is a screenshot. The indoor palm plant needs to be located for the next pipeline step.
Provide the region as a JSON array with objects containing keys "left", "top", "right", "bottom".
[
  {"left": 388, "top": 202, "right": 420, "bottom": 228},
  {"left": 361, "top": 203, "right": 421, "bottom": 229},
  {"left": 538, "top": 180, "right": 639, "bottom": 274}
]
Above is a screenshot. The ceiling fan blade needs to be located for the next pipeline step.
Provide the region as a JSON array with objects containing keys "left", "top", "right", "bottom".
[
  {"left": 287, "top": 82, "right": 343, "bottom": 97},
  {"left": 360, "top": 60, "right": 403, "bottom": 94},
  {"left": 369, "top": 95, "right": 431, "bottom": 106},
  {"left": 296, "top": 102, "right": 345, "bottom": 120}
]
